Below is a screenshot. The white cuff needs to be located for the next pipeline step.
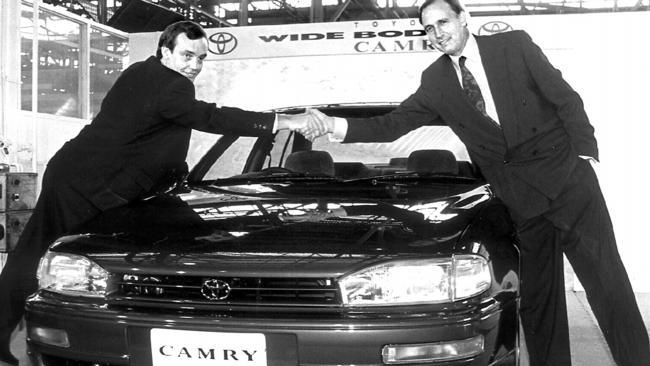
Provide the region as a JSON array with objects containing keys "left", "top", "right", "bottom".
[{"left": 329, "top": 117, "right": 348, "bottom": 142}]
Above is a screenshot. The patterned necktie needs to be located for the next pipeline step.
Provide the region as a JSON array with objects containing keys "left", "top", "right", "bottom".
[{"left": 459, "top": 56, "right": 490, "bottom": 119}]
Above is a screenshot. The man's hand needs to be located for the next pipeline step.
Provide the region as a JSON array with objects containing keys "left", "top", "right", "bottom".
[
  {"left": 276, "top": 111, "right": 313, "bottom": 132},
  {"left": 276, "top": 109, "right": 335, "bottom": 141},
  {"left": 307, "top": 109, "right": 335, "bottom": 140}
]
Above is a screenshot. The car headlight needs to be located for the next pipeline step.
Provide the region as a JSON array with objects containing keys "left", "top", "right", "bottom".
[
  {"left": 37, "top": 251, "right": 109, "bottom": 298},
  {"left": 339, "top": 254, "right": 490, "bottom": 306}
]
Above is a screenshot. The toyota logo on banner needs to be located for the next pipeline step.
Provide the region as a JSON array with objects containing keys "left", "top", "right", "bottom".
[
  {"left": 478, "top": 21, "right": 514, "bottom": 35},
  {"left": 208, "top": 32, "right": 238, "bottom": 55},
  {"left": 201, "top": 279, "right": 232, "bottom": 300}
]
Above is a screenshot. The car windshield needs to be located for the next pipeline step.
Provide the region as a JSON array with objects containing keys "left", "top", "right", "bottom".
[{"left": 186, "top": 105, "right": 478, "bottom": 188}]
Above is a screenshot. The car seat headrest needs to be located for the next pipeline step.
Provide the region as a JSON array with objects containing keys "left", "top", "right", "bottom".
[
  {"left": 285, "top": 150, "right": 335, "bottom": 176},
  {"left": 406, "top": 149, "right": 459, "bottom": 175},
  {"left": 388, "top": 157, "right": 408, "bottom": 167},
  {"left": 334, "top": 162, "right": 371, "bottom": 179}
]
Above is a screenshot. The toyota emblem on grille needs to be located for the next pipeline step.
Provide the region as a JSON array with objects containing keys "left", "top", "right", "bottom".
[{"left": 201, "top": 279, "right": 231, "bottom": 300}]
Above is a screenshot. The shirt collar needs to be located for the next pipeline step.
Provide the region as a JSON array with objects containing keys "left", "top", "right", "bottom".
[{"left": 450, "top": 34, "right": 479, "bottom": 64}]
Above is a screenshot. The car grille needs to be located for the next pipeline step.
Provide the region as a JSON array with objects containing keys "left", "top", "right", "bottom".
[
  {"left": 39, "top": 354, "right": 121, "bottom": 366},
  {"left": 110, "top": 273, "right": 341, "bottom": 307}
]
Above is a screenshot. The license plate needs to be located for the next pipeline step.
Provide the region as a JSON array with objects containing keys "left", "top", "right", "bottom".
[{"left": 150, "top": 328, "right": 267, "bottom": 366}]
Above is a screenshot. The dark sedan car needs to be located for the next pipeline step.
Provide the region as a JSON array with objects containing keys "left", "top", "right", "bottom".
[{"left": 25, "top": 104, "right": 521, "bottom": 366}]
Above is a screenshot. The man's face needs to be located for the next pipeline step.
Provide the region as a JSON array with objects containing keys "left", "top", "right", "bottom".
[
  {"left": 160, "top": 33, "right": 208, "bottom": 81},
  {"left": 421, "top": 1, "right": 469, "bottom": 56}
]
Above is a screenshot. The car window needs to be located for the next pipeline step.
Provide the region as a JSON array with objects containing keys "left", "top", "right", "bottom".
[
  {"left": 201, "top": 136, "right": 259, "bottom": 180},
  {"left": 189, "top": 108, "right": 476, "bottom": 182},
  {"left": 186, "top": 131, "right": 221, "bottom": 169},
  {"left": 312, "top": 125, "right": 470, "bottom": 164},
  {"left": 260, "top": 126, "right": 470, "bottom": 169}
]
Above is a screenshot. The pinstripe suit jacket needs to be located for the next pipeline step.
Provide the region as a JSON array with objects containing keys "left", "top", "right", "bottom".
[
  {"left": 345, "top": 30, "right": 597, "bottom": 219},
  {"left": 51, "top": 56, "right": 276, "bottom": 211}
]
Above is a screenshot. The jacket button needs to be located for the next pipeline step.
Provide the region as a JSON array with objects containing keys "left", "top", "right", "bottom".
[
  {"left": 503, "top": 160, "right": 509, "bottom": 164},
  {"left": 532, "top": 127, "right": 537, "bottom": 133},
  {"left": 522, "top": 97, "right": 527, "bottom": 105},
  {"left": 532, "top": 150, "right": 538, "bottom": 155}
]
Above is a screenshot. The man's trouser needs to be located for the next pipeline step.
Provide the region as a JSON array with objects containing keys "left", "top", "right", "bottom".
[
  {"left": 517, "top": 159, "right": 650, "bottom": 366},
  {"left": 0, "top": 163, "right": 100, "bottom": 355}
]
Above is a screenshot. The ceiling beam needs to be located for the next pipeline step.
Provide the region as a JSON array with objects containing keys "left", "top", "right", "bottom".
[
  {"left": 310, "top": 0, "right": 324, "bottom": 22},
  {"left": 330, "top": 0, "right": 354, "bottom": 21},
  {"left": 239, "top": 0, "right": 249, "bottom": 24}
]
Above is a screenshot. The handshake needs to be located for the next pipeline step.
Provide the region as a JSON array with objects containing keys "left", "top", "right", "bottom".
[{"left": 276, "top": 109, "right": 336, "bottom": 141}]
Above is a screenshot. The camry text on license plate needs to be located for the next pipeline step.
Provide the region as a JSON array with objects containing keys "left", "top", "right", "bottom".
[{"left": 150, "top": 328, "right": 267, "bottom": 365}]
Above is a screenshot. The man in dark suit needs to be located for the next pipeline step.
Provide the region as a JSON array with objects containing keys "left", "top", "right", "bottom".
[
  {"left": 305, "top": 0, "right": 650, "bottom": 365},
  {"left": 0, "top": 20, "right": 310, "bottom": 365}
]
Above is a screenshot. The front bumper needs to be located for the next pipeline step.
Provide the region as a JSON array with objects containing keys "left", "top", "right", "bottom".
[{"left": 25, "top": 292, "right": 517, "bottom": 366}]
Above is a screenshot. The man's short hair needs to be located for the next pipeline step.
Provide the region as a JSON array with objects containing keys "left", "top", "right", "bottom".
[
  {"left": 156, "top": 20, "right": 207, "bottom": 59},
  {"left": 418, "top": 0, "right": 464, "bottom": 24}
]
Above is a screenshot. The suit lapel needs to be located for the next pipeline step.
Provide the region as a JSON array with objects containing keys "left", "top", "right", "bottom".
[
  {"left": 477, "top": 36, "right": 517, "bottom": 146},
  {"left": 436, "top": 55, "right": 487, "bottom": 123},
  {"left": 437, "top": 54, "right": 462, "bottom": 91}
]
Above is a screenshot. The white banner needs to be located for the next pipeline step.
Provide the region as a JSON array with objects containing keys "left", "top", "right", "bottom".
[
  {"left": 204, "top": 19, "right": 435, "bottom": 59},
  {"left": 130, "top": 12, "right": 648, "bottom": 62}
]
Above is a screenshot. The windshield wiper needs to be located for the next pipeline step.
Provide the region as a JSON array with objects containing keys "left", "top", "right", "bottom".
[
  {"left": 206, "top": 170, "right": 341, "bottom": 186},
  {"left": 190, "top": 173, "right": 342, "bottom": 198},
  {"left": 345, "top": 172, "right": 479, "bottom": 184}
]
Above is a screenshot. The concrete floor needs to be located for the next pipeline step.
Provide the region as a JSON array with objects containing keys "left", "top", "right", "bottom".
[
  {"left": 5, "top": 291, "right": 650, "bottom": 365},
  {"left": 568, "top": 291, "right": 650, "bottom": 366}
]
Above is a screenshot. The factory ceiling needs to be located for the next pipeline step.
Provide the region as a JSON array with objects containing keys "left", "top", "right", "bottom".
[{"left": 43, "top": 0, "right": 649, "bottom": 32}]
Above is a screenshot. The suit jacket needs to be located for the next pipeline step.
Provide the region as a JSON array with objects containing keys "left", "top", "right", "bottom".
[
  {"left": 49, "top": 56, "right": 275, "bottom": 211},
  {"left": 345, "top": 30, "right": 598, "bottom": 220}
]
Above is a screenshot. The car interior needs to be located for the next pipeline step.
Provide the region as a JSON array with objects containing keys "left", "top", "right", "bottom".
[{"left": 283, "top": 149, "right": 481, "bottom": 179}]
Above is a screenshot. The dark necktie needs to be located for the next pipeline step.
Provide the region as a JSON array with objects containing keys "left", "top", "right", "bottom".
[{"left": 459, "top": 56, "right": 490, "bottom": 119}]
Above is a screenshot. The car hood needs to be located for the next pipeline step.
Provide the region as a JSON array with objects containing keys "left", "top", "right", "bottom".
[{"left": 51, "top": 183, "right": 494, "bottom": 277}]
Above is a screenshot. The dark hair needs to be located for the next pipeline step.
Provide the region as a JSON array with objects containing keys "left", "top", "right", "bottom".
[
  {"left": 418, "top": 0, "right": 464, "bottom": 24},
  {"left": 156, "top": 20, "right": 207, "bottom": 59}
]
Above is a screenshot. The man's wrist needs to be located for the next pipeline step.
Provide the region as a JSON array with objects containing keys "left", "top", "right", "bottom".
[
  {"left": 329, "top": 117, "right": 348, "bottom": 142},
  {"left": 275, "top": 113, "right": 298, "bottom": 131}
]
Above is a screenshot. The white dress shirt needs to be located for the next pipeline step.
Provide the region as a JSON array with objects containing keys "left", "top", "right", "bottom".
[
  {"left": 449, "top": 35, "right": 500, "bottom": 124},
  {"left": 330, "top": 34, "right": 498, "bottom": 141},
  {"left": 328, "top": 34, "right": 596, "bottom": 163}
]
